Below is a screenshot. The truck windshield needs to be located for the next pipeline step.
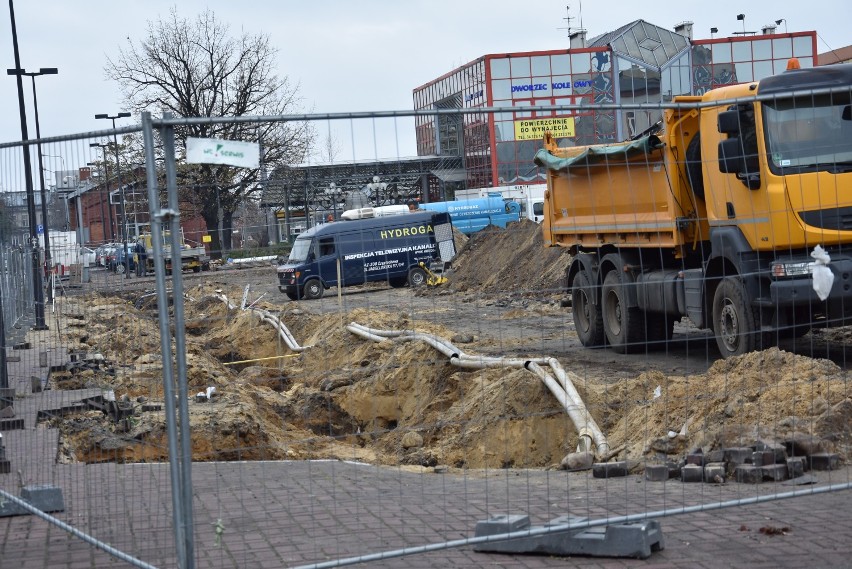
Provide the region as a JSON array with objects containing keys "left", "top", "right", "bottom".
[
  {"left": 763, "top": 93, "right": 852, "bottom": 174},
  {"left": 288, "top": 238, "right": 313, "bottom": 263}
]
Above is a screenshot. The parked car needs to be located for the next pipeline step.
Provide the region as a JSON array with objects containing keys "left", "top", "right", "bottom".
[
  {"left": 97, "top": 243, "right": 119, "bottom": 268},
  {"left": 113, "top": 244, "right": 137, "bottom": 273}
]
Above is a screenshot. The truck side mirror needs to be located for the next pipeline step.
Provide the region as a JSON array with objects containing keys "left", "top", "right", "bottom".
[
  {"left": 718, "top": 138, "right": 744, "bottom": 174},
  {"left": 717, "top": 110, "right": 741, "bottom": 135}
]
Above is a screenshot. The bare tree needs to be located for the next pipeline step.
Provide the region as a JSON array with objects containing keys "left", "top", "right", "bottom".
[{"left": 105, "top": 8, "right": 312, "bottom": 256}]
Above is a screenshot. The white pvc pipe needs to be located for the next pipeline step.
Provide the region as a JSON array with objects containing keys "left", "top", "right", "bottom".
[
  {"left": 348, "top": 321, "right": 610, "bottom": 457},
  {"left": 213, "top": 293, "right": 310, "bottom": 352}
]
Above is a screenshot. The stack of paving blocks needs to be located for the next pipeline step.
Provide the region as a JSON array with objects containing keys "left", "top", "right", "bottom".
[
  {"left": 595, "top": 439, "right": 840, "bottom": 484},
  {"left": 645, "top": 438, "right": 840, "bottom": 484}
]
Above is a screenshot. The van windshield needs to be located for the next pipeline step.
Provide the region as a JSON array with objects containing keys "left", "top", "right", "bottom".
[
  {"left": 763, "top": 93, "right": 852, "bottom": 174},
  {"left": 288, "top": 238, "right": 313, "bottom": 263}
]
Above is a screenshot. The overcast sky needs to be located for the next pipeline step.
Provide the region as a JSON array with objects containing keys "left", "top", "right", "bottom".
[{"left": 1, "top": 0, "right": 848, "bottom": 166}]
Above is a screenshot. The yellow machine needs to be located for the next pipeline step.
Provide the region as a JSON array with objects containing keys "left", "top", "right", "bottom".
[
  {"left": 139, "top": 230, "right": 210, "bottom": 274},
  {"left": 418, "top": 261, "right": 448, "bottom": 286},
  {"left": 535, "top": 60, "right": 852, "bottom": 357}
]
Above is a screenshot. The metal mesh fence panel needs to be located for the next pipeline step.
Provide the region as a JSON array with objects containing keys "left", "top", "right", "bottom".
[{"left": 1, "top": 90, "right": 852, "bottom": 569}]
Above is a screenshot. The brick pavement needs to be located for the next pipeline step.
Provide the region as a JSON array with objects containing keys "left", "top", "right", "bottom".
[{"left": 1, "top": 317, "right": 852, "bottom": 568}]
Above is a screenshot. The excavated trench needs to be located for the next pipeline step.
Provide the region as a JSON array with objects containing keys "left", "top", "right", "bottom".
[{"left": 41, "top": 221, "right": 852, "bottom": 470}]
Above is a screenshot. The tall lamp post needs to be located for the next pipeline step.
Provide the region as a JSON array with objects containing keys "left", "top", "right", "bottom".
[
  {"left": 7, "top": 67, "right": 58, "bottom": 303},
  {"left": 6, "top": 0, "right": 47, "bottom": 330},
  {"left": 95, "top": 112, "right": 131, "bottom": 279}
]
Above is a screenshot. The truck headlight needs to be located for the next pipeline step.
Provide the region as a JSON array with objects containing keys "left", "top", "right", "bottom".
[{"left": 771, "top": 261, "right": 814, "bottom": 277}]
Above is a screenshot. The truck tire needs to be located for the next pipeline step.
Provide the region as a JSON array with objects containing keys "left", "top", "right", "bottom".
[
  {"left": 712, "top": 277, "right": 761, "bottom": 357},
  {"left": 285, "top": 291, "right": 299, "bottom": 301},
  {"left": 571, "top": 270, "right": 605, "bottom": 347},
  {"left": 192, "top": 266, "right": 201, "bottom": 273},
  {"left": 408, "top": 267, "right": 427, "bottom": 287},
  {"left": 388, "top": 276, "right": 408, "bottom": 288},
  {"left": 303, "top": 279, "right": 324, "bottom": 300},
  {"left": 602, "top": 271, "right": 644, "bottom": 353}
]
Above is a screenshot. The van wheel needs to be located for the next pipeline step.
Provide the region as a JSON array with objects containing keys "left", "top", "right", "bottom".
[
  {"left": 602, "top": 270, "right": 644, "bottom": 353},
  {"left": 571, "top": 270, "right": 604, "bottom": 347},
  {"left": 388, "top": 276, "right": 408, "bottom": 288},
  {"left": 285, "top": 291, "right": 299, "bottom": 301},
  {"left": 115, "top": 264, "right": 125, "bottom": 274},
  {"left": 408, "top": 267, "right": 427, "bottom": 287},
  {"left": 303, "top": 279, "right": 324, "bottom": 300}
]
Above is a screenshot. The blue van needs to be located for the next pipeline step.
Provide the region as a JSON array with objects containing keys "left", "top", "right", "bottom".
[{"left": 277, "top": 211, "right": 456, "bottom": 300}]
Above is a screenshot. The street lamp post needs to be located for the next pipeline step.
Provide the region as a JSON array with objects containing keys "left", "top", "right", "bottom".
[
  {"left": 7, "top": 67, "right": 58, "bottom": 303},
  {"left": 6, "top": 0, "right": 47, "bottom": 330},
  {"left": 95, "top": 112, "right": 131, "bottom": 279}
]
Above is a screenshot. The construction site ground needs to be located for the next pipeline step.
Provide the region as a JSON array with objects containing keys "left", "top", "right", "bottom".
[{"left": 3, "top": 219, "right": 852, "bottom": 567}]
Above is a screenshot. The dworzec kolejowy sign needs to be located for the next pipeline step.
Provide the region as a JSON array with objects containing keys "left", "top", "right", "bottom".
[{"left": 186, "top": 137, "right": 260, "bottom": 168}]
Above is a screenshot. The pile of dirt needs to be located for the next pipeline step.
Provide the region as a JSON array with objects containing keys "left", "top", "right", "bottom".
[
  {"left": 447, "top": 219, "right": 572, "bottom": 295},
  {"left": 592, "top": 348, "right": 852, "bottom": 460}
]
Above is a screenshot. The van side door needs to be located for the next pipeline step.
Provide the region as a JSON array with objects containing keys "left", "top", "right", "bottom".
[
  {"left": 315, "top": 236, "right": 340, "bottom": 286},
  {"left": 338, "top": 231, "right": 371, "bottom": 285}
]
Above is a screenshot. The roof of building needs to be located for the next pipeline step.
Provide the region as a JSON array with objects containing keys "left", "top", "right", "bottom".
[
  {"left": 818, "top": 45, "right": 852, "bottom": 65},
  {"left": 589, "top": 19, "right": 691, "bottom": 69}
]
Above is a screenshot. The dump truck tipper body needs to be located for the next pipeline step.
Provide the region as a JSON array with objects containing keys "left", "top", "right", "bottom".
[{"left": 535, "top": 61, "right": 852, "bottom": 357}]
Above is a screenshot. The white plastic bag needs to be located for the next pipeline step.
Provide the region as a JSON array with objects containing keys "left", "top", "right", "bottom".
[{"left": 811, "top": 245, "right": 834, "bottom": 301}]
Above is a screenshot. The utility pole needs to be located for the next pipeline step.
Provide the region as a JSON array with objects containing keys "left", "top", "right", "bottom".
[{"left": 7, "top": 0, "right": 47, "bottom": 329}]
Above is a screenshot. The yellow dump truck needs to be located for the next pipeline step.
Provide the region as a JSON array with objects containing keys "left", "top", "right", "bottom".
[
  {"left": 140, "top": 230, "right": 210, "bottom": 274},
  {"left": 535, "top": 61, "right": 852, "bottom": 357}
]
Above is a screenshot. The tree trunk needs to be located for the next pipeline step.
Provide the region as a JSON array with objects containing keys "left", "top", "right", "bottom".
[{"left": 222, "top": 210, "right": 234, "bottom": 251}]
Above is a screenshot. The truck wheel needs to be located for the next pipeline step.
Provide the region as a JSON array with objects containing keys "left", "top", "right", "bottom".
[
  {"left": 388, "top": 276, "right": 408, "bottom": 288},
  {"left": 303, "top": 279, "right": 324, "bottom": 300},
  {"left": 571, "top": 270, "right": 604, "bottom": 347},
  {"left": 602, "top": 271, "right": 644, "bottom": 353},
  {"left": 285, "top": 291, "right": 299, "bottom": 301},
  {"left": 712, "top": 277, "right": 760, "bottom": 357},
  {"left": 646, "top": 315, "right": 676, "bottom": 346},
  {"left": 408, "top": 267, "right": 427, "bottom": 287},
  {"left": 115, "top": 263, "right": 125, "bottom": 274},
  {"left": 192, "top": 266, "right": 201, "bottom": 273}
]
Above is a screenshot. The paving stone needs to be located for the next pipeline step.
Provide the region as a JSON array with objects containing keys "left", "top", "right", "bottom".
[
  {"left": 762, "top": 464, "right": 788, "bottom": 481},
  {"left": 809, "top": 453, "right": 840, "bottom": 471},
  {"left": 735, "top": 465, "right": 763, "bottom": 484},
  {"left": 787, "top": 457, "right": 805, "bottom": 478},
  {"left": 705, "top": 449, "right": 725, "bottom": 463},
  {"left": 592, "top": 461, "right": 628, "bottom": 478},
  {"left": 724, "top": 447, "right": 753, "bottom": 465},
  {"left": 681, "top": 464, "right": 703, "bottom": 483},
  {"left": 752, "top": 450, "right": 776, "bottom": 467},
  {"left": 686, "top": 451, "right": 705, "bottom": 466},
  {"left": 755, "top": 441, "right": 787, "bottom": 463},
  {"left": 704, "top": 462, "right": 726, "bottom": 483},
  {"left": 645, "top": 464, "right": 668, "bottom": 481}
]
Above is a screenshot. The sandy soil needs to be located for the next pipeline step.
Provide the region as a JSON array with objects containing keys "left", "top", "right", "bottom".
[{"left": 46, "top": 220, "right": 852, "bottom": 470}]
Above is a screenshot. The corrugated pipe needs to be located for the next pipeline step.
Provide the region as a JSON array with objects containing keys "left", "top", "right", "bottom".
[{"left": 347, "top": 321, "right": 609, "bottom": 457}]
